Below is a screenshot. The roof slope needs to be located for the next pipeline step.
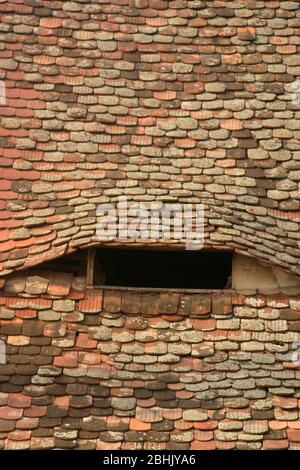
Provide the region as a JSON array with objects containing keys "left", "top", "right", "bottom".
[{"left": 0, "top": 0, "right": 300, "bottom": 275}]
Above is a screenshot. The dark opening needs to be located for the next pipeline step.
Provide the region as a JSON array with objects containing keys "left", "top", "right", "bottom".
[{"left": 94, "top": 248, "right": 232, "bottom": 290}]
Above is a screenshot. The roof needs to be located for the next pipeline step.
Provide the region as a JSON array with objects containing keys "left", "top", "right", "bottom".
[{"left": 0, "top": 0, "right": 300, "bottom": 276}]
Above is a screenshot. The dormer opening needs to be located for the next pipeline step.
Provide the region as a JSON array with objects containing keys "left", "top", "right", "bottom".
[{"left": 90, "top": 247, "right": 233, "bottom": 290}]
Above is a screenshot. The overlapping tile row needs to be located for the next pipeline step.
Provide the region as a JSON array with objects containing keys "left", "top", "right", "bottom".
[
  {"left": 0, "top": 269, "right": 299, "bottom": 449},
  {"left": 1, "top": 0, "right": 300, "bottom": 276}
]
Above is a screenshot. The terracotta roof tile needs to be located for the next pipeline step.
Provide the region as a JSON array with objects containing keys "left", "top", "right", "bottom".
[{"left": 0, "top": 0, "right": 299, "bottom": 275}]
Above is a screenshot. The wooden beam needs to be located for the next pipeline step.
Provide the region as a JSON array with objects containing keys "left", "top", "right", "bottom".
[{"left": 86, "top": 248, "right": 95, "bottom": 287}]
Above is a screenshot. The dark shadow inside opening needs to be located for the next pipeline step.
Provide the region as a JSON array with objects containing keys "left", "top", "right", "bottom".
[{"left": 94, "top": 248, "right": 232, "bottom": 289}]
